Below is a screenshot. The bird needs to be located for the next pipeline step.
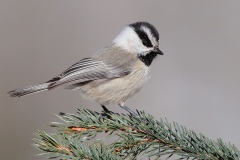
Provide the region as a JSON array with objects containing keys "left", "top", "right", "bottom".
[{"left": 8, "top": 21, "right": 163, "bottom": 116}]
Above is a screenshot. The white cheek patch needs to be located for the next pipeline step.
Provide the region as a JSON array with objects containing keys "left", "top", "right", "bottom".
[
  {"left": 113, "top": 27, "right": 139, "bottom": 51},
  {"left": 113, "top": 26, "right": 150, "bottom": 54}
]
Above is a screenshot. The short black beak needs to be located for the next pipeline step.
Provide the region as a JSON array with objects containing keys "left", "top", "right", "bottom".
[{"left": 155, "top": 48, "right": 164, "bottom": 55}]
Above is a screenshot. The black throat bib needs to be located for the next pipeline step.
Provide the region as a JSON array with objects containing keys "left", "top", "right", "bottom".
[{"left": 138, "top": 52, "right": 157, "bottom": 67}]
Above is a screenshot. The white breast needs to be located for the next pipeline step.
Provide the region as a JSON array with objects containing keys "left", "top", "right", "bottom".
[{"left": 79, "top": 60, "right": 149, "bottom": 105}]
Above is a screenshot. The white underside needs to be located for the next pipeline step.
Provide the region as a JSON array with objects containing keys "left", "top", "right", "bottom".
[{"left": 78, "top": 60, "right": 149, "bottom": 105}]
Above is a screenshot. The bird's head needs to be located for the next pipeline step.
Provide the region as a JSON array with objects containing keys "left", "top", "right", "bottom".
[{"left": 113, "top": 22, "right": 163, "bottom": 66}]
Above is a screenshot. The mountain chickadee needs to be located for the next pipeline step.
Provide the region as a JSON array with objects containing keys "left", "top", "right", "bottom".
[{"left": 8, "top": 21, "right": 163, "bottom": 115}]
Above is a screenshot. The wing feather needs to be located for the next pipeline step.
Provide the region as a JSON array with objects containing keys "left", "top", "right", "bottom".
[{"left": 48, "top": 57, "right": 131, "bottom": 89}]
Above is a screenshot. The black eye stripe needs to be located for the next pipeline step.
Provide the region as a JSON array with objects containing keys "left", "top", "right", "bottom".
[
  {"left": 135, "top": 30, "right": 153, "bottom": 47},
  {"left": 129, "top": 22, "right": 159, "bottom": 48}
]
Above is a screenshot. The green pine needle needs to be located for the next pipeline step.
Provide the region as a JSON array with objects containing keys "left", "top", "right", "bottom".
[{"left": 33, "top": 108, "right": 240, "bottom": 160}]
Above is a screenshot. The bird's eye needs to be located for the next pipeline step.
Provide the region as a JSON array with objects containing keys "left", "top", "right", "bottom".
[
  {"left": 140, "top": 34, "right": 153, "bottom": 47},
  {"left": 142, "top": 39, "right": 148, "bottom": 46}
]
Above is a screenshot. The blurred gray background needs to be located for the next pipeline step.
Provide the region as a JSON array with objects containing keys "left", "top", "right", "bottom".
[{"left": 1, "top": 1, "right": 240, "bottom": 159}]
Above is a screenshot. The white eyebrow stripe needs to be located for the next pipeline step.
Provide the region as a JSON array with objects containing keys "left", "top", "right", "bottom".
[{"left": 141, "top": 26, "right": 158, "bottom": 47}]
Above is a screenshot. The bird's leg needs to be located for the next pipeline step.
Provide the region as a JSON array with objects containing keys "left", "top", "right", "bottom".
[
  {"left": 118, "top": 103, "right": 153, "bottom": 137},
  {"left": 99, "top": 105, "right": 116, "bottom": 120},
  {"left": 118, "top": 102, "right": 140, "bottom": 118},
  {"left": 101, "top": 105, "right": 115, "bottom": 114}
]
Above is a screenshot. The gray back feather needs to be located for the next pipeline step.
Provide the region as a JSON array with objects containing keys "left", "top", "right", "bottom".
[{"left": 49, "top": 44, "right": 138, "bottom": 89}]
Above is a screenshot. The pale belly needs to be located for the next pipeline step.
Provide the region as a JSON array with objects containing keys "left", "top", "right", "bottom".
[{"left": 79, "top": 61, "right": 149, "bottom": 105}]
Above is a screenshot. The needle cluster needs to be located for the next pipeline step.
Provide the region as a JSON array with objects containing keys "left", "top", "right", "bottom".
[{"left": 33, "top": 108, "right": 240, "bottom": 160}]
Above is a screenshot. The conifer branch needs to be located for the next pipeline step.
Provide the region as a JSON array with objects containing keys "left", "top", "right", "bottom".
[{"left": 33, "top": 108, "right": 240, "bottom": 160}]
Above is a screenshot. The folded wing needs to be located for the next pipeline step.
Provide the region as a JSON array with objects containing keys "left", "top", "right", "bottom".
[{"left": 48, "top": 57, "right": 131, "bottom": 89}]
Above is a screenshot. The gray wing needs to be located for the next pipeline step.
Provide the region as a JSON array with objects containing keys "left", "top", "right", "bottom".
[
  {"left": 8, "top": 45, "right": 137, "bottom": 97},
  {"left": 8, "top": 57, "right": 132, "bottom": 97},
  {"left": 48, "top": 57, "right": 131, "bottom": 89}
]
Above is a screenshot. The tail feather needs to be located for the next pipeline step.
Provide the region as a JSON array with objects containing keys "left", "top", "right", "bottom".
[{"left": 8, "top": 83, "right": 51, "bottom": 97}]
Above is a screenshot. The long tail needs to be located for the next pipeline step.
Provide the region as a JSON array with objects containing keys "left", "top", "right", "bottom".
[{"left": 8, "top": 83, "right": 51, "bottom": 97}]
